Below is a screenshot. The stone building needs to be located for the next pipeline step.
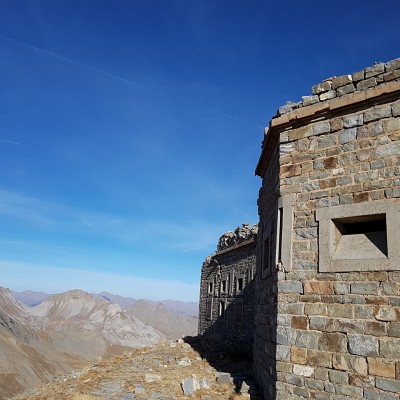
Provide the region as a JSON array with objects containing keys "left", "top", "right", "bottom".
[
  {"left": 254, "top": 58, "right": 400, "bottom": 399},
  {"left": 198, "top": 224, "right": 258, "bottom": 353}
]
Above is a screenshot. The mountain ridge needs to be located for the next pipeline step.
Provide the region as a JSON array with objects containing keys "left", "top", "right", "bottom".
[{"left": 0, "top": 287, "right": 166, "bottom": 399}]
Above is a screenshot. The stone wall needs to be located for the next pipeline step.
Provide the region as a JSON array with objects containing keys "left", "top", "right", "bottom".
[
  {"left": 254, "top": 58, "right": 400, "bottom": 399},
  {"left": 198, "top": 224, "right": 258, "bottom": 353}
]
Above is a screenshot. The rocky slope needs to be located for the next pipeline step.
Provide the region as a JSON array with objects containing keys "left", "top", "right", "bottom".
[
  {"left": 126, "top": 300, "right": 198, "bottom": 339},
  {"left": 0, "top": 288, "right": 165, "bottom": 399},
  {"left": 30, "top": 290, "right": 164, "bottom": 349},
  {"left": 11, "top": 337, "right": 262, "bottom": 400},
  {"left": 13, "top": 290, "right": 199, "bottom": 339}
]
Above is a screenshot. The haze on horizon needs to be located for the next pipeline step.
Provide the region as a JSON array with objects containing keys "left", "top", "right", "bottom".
[{"left": 1, "top": 0, "right": 400, "bottom": 301}]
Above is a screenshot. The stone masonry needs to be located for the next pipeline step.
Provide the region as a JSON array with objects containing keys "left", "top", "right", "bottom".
[
  {"left": 198, "top": 224, "right": 258, "bottom": 354},
  {"left": 254, "top": 57, "right": 400, "bottom": 399}
]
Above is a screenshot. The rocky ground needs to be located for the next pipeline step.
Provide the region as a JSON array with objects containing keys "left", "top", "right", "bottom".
[{"left": 10, "top": 337, "right": 262, "bottom": 400}]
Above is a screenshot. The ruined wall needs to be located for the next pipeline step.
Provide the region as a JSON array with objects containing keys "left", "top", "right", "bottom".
[
  {"left": 198, "top": 224, "right": 258, "bottom": 353},
  {"left": 254, "top": 58, "right": 400, "bottom": 399}
]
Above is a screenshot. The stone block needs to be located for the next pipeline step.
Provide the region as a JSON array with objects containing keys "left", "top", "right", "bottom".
[
  {"left": 276, "top": 326, "right": 292, "bottom": 345},
  {"left": 385, "top": 57, "right": 400, "bottom": 71},
  {"left": 181, "top": 377, "right": 196, "bottom": 395},
  {"left": 329, "top": 118, "right": 343, "bottom": 133},
  {"left": 380, "top": 338, "right": 400, "bottom": 358},
  {"left": 351, "top": 282, "right": 379, "bottom": 295},
  {"left": 312, "top": 80, "right": 332, "bottom": 94},
  {"left": 305, "top": 378, "right": 325, "bottom": 391},
  {"left": 333, "top": 354, "right": 367, "bottom": 374},
  {"left": 319, "top": 90, "right": 336, "bottom": 101},
  {"left": 352, "top": 69, "right": 364, "bottom": 82},
  {"left": 327, "top": 304, "right": 353, "bottom": 318},
  {"left": 323, "top": 156, "right": 337, "bottom": 169},
  {"left": 376, "top": 377, "right": 400, "bottom": 393},
  {"left": 375, "top": 306, "right": 398, "bottom": 321},
  {"left": 280, "top": 164, "right": 302, "bottom": 178},
  {"left": 278, "top": 104, "right": 294, "bottom": 115},
  {"left": 314, "top": 368, "right": 328, "bottom": 381},
  {"left": 365, "top": 62, "right": 385, "bottom": 78},
  {"left": 293, "top": 364, "right": 314, "bottom": 377},
  {"left": 216, "top": 371, "right": 232, "bottom": 385},
  {"left": 384, "top": 117, "right": 400, "bottom": 133},
  {"left": 313, "top": 121, "right": 331, "bottom": 135},
  {"left": 306, "top": 350, "right": 332, "bottom": 368},
  {"left": 356, "top": 148, "right": 372, "bottom": 161},
  {"left": 296, "top": 330, "right": 321, "bottom": 350},
  {"left": 383, "top": 69, "right": 400, "bottom": 81},
  {"left": 337, "top": 83, "right": 355, "bottom": 96},
  {"left": 368, "top": 357, "right": 396, "bottom": 378},
  {"left": 276, "top": 344, "right": 291, "bottom": 361},
  {"left": 349, "top": 373, "right": 374, "bottom": 388},
  {"left": 304, "top": 281, "right": 334, "bottom": 294},
  {"left": 335, "top": 319, "right": 364, "bottom": 334},
  {"left": 357, "top": 77, "right": 377, "bottom": 90},
  {"left": 318, "top": 332, "right": 347, "bottom": 353},
  {"left": 392, "top": 100, "right": 400, "bottom": 116},
  {"left": 348, "top": 334, "right": 379, "bottom": 357},
  {"left": 309, "top": 316, "right": 335, "bottom": 332},
  {"left": 353, "top": 305, "right": 374, "bottom": 319},
  {"left": 364, "top": 104, "right": 392, "bottom": 122},
  {"left": 343, "top": 114, "right": 364, "bottom": 128},
  {"left": 328, "top": 369, "right": 348, "bottom": 384},
  {"left": 278, "top": 281, "right": 304, "bottom": 294},
  {"left": 302, "top": 94, "right": 319, "bottom": 105},
  {"left": 385, "top": 187, "right": 400, "bottom": 198},
  {"left": 332, "top": 75, "right": 353, "bottom": 89},
  {"left": 304, "top": 303, "right": 327, "bottom": 316},
  {"left": 339, "top": 128, "right": 357, "bottom": 144},
  {"left": 336, "top": 384, "right": 363, "bottom": 397},
  {"left": 363, "top": 389, "right": 381, "bottom": 400},
  {"left": 363, "top": 321, "right": 387, "bottom": 336},
  {"left": 332, "top": 283, "right": 349, "bottom": 295},
  {"left": 388, "top": 322, "right": 400, "bottom": 337},
  {"left": 291, "top": 346, "right": 307, "bottom": 364},
  {"left": 292, "top": 316, "right": 308, "bottom": 330},
  {"left": 317, "top": 134, "right": 336, "bottom": 148}
]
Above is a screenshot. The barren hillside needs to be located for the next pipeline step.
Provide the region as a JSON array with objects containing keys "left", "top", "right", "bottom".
[
  {"left": 0, "top": 288, "right": 165, "bottom": 399},
  {"left": 10, "top": 338, "right": 261, "bottom": 400}
]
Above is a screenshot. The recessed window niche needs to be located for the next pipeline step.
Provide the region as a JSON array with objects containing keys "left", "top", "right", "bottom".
[{"left": 316, "top": 200, "right": 400, "bottom": 272}]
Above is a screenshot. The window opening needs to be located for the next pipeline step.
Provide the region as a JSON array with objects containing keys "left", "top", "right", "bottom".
[
  {"left": 206, "top": 299, "right": 213, "bottom": 320},
  {"left": 219, "top": 301, "right": 226, "bottom": 318},
  {"left": 333, "top": 214, "right": 387, "bottom": 259},
  {"left": 277, "top": 207, "right": 283, "bottom": 264},
  {"left": 237, "top": 277, "right": 244, "bottom": 292},
  {"left": 221, "top": 280, "right": 227, "bottom": 293}
]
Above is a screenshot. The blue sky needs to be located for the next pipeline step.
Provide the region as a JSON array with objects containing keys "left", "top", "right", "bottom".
[{"left": 1, "top": 0, "right": 399, "bottom": 301}]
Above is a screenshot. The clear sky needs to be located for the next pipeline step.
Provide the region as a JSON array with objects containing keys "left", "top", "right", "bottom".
[{"left": 1, "top": 0, "right": 399, "bottom": 301}]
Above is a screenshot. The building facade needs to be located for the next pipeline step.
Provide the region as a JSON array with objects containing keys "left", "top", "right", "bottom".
[
  {"left": 254, "top": 58, "right": 400, "bottom": 399},
  {"left": 198, "top": 224, "right": 258, "bottom": 354}
]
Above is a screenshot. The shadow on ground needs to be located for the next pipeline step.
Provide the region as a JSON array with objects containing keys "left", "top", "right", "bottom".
[{"left": 184, "top": 335, "right": 263, "bottom": 399}]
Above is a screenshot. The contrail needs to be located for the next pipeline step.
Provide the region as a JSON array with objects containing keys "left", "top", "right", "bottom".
[
  {"left": 214, "top": 110, "right": 264, "bottom": 129},
  {"left": 0, "top": 138, "right": 20, "bottom": 145},
  {"left": 0, "top": 34, "right": 152, "bottom": 92},
  {"left": 0, "top": 34, "right": 264, "bottom": 130}
]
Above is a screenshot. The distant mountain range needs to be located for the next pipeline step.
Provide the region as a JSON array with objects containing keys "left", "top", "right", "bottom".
[
  {"left": 12, "top": 289, "right": 199, "bottom": 317},
  {"left": 2, "top": 287, "right": 199, "bottom": 399}
]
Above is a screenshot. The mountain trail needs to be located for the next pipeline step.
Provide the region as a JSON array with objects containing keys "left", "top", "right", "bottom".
[{"left": 10, "top": 337, "right": 262, "bottom": 400}]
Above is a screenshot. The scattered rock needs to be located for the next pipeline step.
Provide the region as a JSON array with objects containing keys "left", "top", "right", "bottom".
[
  {"left": 177, "top": 358, "right": 191, "bottom": 366},
  {"left": 215, "top": 371, "right": 232, "bottom": 385},
  {"left": 144, "top": 373, "right": 162, "bottom": 382}
]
